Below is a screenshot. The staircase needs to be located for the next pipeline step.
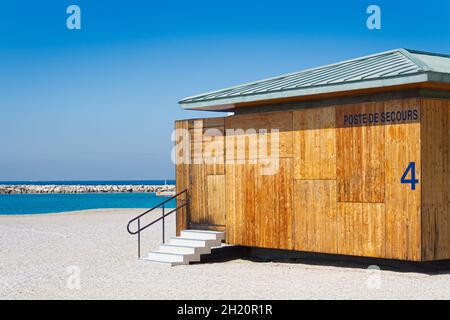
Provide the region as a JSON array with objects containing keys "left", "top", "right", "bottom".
[
  {"left": 143, "top": 230, "right": 225, "bottom": 266},
  {"left": 127, "top": 190, "right": 227, "bottom": 266}
]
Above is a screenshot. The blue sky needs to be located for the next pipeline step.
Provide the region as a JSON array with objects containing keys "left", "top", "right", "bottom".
[{"left": 0, "top": 0, "right": 449, "bottom": 180}]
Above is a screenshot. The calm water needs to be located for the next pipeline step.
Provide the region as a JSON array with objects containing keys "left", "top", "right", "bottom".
[{"left": 0, "top": 193, "right": 175, "bottom": 215}]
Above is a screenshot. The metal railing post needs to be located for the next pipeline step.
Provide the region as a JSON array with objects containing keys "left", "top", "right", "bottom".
[
  {"left": 137, "top": 219, "right": 141, "bottom": 259},
  {"left": 126, "top": 189, "right": 188, "bottom": 259},
  {"left": 186, "top": 191, "right": 190, "bottom": 229},
  {"left": 162, "top": 204, "right": 165, "bottom": 243}
]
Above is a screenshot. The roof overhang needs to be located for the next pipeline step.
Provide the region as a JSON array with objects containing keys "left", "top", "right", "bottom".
[{"left": 180, "top": 72, "right": 450, "bottom": 111}]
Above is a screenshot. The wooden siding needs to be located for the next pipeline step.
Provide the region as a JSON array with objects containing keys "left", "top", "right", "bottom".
[
  {"left": 224, "top": 111, "right": 294, "bottom": 248},
  {"left": 206, "top": 175, "right": 226, "bottom": 226},
  {"left": 176, "top": 117, "right": 227, "bottom": 231},
  {"left": 293, "top": 107, "right": 336, "bottom": 180},
  {"left": 384, "top": 99, "right": 421, "bottom": 260},
  {"left": 189, "top": 164, "right": 208, "bottom": 225},
  {"left": 227, "top": 159, "right": 293, "bottom": 249},
  {"left": 176, "top": 96, "right": 450, "bottom": 261},
  {"left": 336, "top": 102, "right": 385, "bottom": 203},
  {"left": 174, "top": 120, "right": 190, "bottom": 235},
  {"left": 421, "top": 98, "right": 450, "bottom": 260},
  {"left": 225, "top": 111, "right": 293, "bottom": 160},
  {"left": 336, "top": 203, "right": 386, "bottom": 257},
  {"left": 293, "top": 180, "right": 337, "bottom": 254}
]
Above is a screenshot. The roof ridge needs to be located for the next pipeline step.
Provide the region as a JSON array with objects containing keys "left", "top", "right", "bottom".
[
  {"left": 179, "top": 48, "right": 404, "bottom": 103},
  {"left": 398, "top": 48, "right": 432, "bottom": 72},
  {"left": 404, "top": 48, "right": 450, "bottom": 59}
]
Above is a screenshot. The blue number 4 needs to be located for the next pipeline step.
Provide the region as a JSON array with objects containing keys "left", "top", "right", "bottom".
[{"left": 401, "top": 162, "right": 419, "bottom": 190}]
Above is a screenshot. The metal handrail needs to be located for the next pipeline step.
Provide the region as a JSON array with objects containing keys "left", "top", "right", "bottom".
[{"left": 127, "top": 189, "right": 188, "bottom": 258}]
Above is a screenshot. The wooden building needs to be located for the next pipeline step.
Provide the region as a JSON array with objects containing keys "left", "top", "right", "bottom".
[{"left": 175, "top": 49, "right": 450, "bottom": 261}]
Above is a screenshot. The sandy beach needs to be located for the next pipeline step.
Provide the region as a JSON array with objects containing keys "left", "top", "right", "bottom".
[{"left": 1, "top": 209, "right": 450, "bottom": 300}]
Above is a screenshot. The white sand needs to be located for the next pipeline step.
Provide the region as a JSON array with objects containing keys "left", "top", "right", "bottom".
[{"left": 1, "top": 209, "right": 450, "bottom": 300}]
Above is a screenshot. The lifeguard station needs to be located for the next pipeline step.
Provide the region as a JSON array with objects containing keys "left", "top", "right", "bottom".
[{"left": 131, "top": 49, "right": 450, "bottom": 265}]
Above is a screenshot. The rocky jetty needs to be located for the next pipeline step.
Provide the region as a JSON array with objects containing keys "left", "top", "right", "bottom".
[{"left": 0, "top": 184, "right": 176, "bottom": 194}]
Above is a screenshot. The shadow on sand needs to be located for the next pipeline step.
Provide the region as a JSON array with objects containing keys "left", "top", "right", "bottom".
[{"left": 199, "top": 246, "right": 450, "bottom": 275}]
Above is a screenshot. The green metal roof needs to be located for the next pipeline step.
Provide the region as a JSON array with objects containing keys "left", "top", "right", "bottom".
[{"left": 179, "top": 49, "right": 450, "bottom": 111}]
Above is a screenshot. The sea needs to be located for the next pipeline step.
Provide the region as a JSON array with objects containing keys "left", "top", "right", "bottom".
[{"left": 0, "top": 180, "right": 176, "bottom": 215}]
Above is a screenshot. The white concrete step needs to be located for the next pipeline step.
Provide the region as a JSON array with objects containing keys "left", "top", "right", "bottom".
[
  {"left": 159, "top": 244, "right": 203, "bottom": 255},
  {"left": 180, "top": 230, "right": 225, "bottom": 241},
  {"left": 142, "top": 258, "right": 185, "bottom": 267},
  {"left": 143, "top": 229, "right": 226, "bottom": 266},
  {"left": 169, "top": 237, "right": 221, "bottom": 248},
  {"left": 144, "top": 251, "right": 201, "bottom": 265},
  {"left": 144, "top": 251, "right": 187, "bottom": 265},
  {"left": 158, "top": 244, "right": 197, "bottom": 254}
]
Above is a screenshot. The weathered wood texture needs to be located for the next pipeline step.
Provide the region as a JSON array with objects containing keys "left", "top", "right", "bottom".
[
  {"left": 176, "top": 96, "right": 449, "bottom": 261},
  {"left": 293, "top": 107, "right": 336, "bottom": 180},
  {"left": 226, "top": 159, "right": 293, "bottom": 249},
  {"left": 206, "top": 175, "right": 226, "bottom": 226},
  {"left": 384, "top": 99, "right": 421, "bottom": 260},
  {"left": 175, "top": 117, "right": 226, "bottom": 232},
  {"left": 174, "top": 120, "right": 190, "bottom": 235},
  {"left": 225, "top": 112, "right": 293, "bottom": 160},
  {"left": 337, "top": 202, "right": 386, "bottom": 258},
  {"left": 336, "top": 102, "right": 385, "bottom": 203},
  {"left": 292, "top": 98, "right": 421, "bottom": 260},
  {"left": 421, "top": 98, "right": 450, "bottom": 261},
  {"left": 293, "top": 180, "right": 337, "bottom": 253},
  {"left": 224, "top": 112, "right": 294, "bottom": 248}
]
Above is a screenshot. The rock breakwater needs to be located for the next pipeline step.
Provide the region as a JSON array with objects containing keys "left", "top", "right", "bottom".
[{"left": 0, "top": 184, "right": 176, "bottom": 194}]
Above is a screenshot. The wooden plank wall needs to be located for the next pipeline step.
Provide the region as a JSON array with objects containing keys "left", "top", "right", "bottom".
[
  {"left": 421, "top": 98, "right": 450, "bottom": 261},
  {"left": 225, "top": 112, "right": 293, "bottom": 249},
  {"left": 294, "top": 180, "right": 338, "bottom": 253},
  {"left": 292, "top": 107, "right": 337, "bottom": 254},
  {"left": 174, "top": 117, "right": 226, "bottom": 233},
  {"left": 336, "top": 102, "right": 385, "bottom": 203},
  {"left": 220, "top": 100, "right": 420, "bottom": 259},
  {"left": 175, "top": 96, "right": 437, "bottom": 260},
  {"left": 290, "top": 100, "right": 421, "bottom": 260},
  {"left": 175, "top": 120, "right": 190, "bottom": 235},
  {"left": 189, "top": 118, "right": 226, "bottom": 230},
  {"left": 293, "top": 107, "right": 336, "bottom": 180},
  {"left": 384, "top": 99, "right": 421, "bottom": 260}
]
